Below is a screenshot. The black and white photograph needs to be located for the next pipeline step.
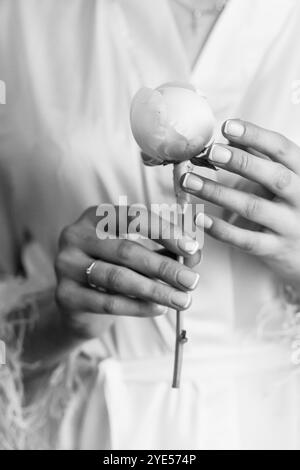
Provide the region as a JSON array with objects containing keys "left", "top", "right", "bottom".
[{"left": 0, "top": 0, "right": 300, "bottom": 452}]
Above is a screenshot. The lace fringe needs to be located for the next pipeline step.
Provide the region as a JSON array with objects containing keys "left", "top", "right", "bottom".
[{"left": 256, "top": 284, "right": 300, "bottom": 366}]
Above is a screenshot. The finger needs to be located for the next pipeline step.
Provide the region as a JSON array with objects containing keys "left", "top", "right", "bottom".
[
  {"left": 81, "top": 206, "right": 201, "bottom": 259},
  {"left": 223, "top": 120, "right": 300, "bottom": 174},
  {"left": 208, "top": 144, "right": 300, "bottom": 205},
  {"left": 57, "top": 246, "right": 197, "bottom": 304},
  {"left": 195, "top": 213, "right": 281, "bottom": 257},
  {"left": 57, "top": 279, "right": 169, "bottom": 318},
  {"left": 68, "top": 229, "right": 200, "bottom": 287},
  {"left": 152, "top": 211, "right": 200, "bottom": 256},
  {"left": 228, "top": 142, "right": 264, "bottom": 158},
  {"left": 181, "top": 172, "right": 292, "bottom": 234},
  {"left": 87, "top": 260, "right": 192, "bottom": 310},
  {"left": 96, "top": 205, "right": 200, "bottom": 258}
]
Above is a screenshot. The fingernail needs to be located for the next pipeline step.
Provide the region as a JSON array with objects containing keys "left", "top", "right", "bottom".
[
  {"left": 171, "top": 291, "right": 191, "bottom": 309},
  {"left": 209, "top": 144, "right": 232, "bottom": 164},
  {"left": 178, "top": 238, "right": 199, "bottom": 255},
  {"left": 177, "top": 270, "right": 200, "bottom": 290},
  {"left": 195, "top": 213, "right": 213, "bottom": 229},
  {"left": 224, "top": 120, "right": 245, "bottom": 138},
  {"left": 182, "top": 173, "right": 204, "bottom": 192}
]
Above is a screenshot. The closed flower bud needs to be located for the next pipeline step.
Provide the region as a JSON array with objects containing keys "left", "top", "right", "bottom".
[{"left": 130, "top": 82, "right": 215, "bottom": 166}]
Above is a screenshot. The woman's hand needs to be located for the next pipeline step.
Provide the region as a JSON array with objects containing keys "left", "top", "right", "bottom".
[
  {"left": 182, "top": 119, "right": 300, "bottom": 289},
  {"left": 55, "top": 207, "right": 201, "bottom": 338}
]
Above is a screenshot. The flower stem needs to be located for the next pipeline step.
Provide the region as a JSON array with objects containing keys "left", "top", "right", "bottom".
[{"left": 172, "top": 254, "right": 189, "bottom": 389}]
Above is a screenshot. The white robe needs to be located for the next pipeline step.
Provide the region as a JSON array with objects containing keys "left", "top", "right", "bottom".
[{"left": 0, "top": 0, "right": 300, "bottom": 450}]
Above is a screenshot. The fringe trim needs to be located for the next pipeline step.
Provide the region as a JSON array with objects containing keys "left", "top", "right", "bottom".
[
  {"left": 0, "top": 241, "right": 71, "bottom": 450},
  {"left": 0, "top": 309, "right": 32, "bottom": 450},
  {"left": 0, "top": 312, "right": 75, "bottom": 450},
  {"left": 256, "top": 284, "right": 300, "bottom": 366}
]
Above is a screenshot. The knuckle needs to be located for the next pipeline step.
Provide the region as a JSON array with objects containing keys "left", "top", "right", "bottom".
[
  {"left": 56, "top": 279, "right": 72, "bottom": 309},
  {"left": 149, "top": 284, "right": 166, "bottom": 304},
  {"left": 215, "top": 223, "right": 238, "bottom": 245},
  {"left": 206, "top": 182, "right": 223, "bottom": 202},
  {"left": 219, "top": 226, "right": 234, "bottom": 243},
  {"left": 117, "top": 240, "right": 133, "bottom": 263},
  {"left": 236, "top": 151, "right": 251, "bottom": 173},
  {"left": 241, "top": 237, "right": 258, "bottom": 253},
  {"left": 103, "top": 295, "right": 117, "bottom": 315},
  {"left": 158, "top": 260, "right": 172, "bottom": 280},
  {"left": 273, "top": 164, "right": 292, "bottom": 191},
  {"left": 59, "top": 225, "right": 79, "bottom": 248},
  {"left": 249, "top": 125, "right": 260, "bottom": 141},
  {"left": 54, "top": 252, "right": 67, "bottom": 276},
  {"left": 106, "top": 266, "right": 123, "bottom": 290},
  {"left": 275, "top": 134, "right": 291, "bottom": 159},
  {"left": 244, "top": 196, "right": 261, "bottom": 219},
  {"left": 140, "top": 252, "right": 153, "bottom": 273},
  {"left": 81, "top": 227, "right": 98, "bottom": 247},
  {"left": 243, "top": 122, "right": 259, "bottom": 142}
]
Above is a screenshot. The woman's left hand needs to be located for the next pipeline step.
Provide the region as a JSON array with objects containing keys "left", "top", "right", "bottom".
[{"left": 181, "top": 119, "right": 300, "bottom": 289}]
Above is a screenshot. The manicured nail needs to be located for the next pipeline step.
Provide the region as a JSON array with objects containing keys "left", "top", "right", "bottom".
[
  {"left": 224, "top": 120, "right": 245, "bottom": 138},
  {"left": 195, "top": 213, "right": 213, "bottom": 229},
  {"left": 178, "top": 238, "right": 199, "bottom": 255},
  {"left": 209, "top": 144, "right": 232, "bottom": 164},
  {"left": 171, "top": 291, "right": 191, "bottom": 309},
  {"left": 182, "top": 173, "right": 204, "bottom": 192},
  {"left": 177, "top": 270, "right": 200, "bottom": 290}
]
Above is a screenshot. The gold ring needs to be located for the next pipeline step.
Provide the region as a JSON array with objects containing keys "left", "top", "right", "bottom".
[{"left": 86, "top": 261, "right": 97, "bottom": 289}]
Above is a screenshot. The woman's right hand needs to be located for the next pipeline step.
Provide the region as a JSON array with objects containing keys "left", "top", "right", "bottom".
[{"left": 55, "top": 207, "right": 201, "bottom": 338}]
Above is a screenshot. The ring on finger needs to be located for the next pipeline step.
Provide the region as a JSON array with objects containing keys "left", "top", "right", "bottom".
[{"left": 86, "top": 261, "right": 98, "bottom": 289}]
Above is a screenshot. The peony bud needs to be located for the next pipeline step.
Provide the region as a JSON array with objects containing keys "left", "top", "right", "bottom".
[{"left": 130, "top": 82, "right": 215, "bottom": 166}]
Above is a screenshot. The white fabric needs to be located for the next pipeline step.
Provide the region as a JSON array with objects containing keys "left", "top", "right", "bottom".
[{"left": 1, "top": 0, "right": 300, "bottom": 449}]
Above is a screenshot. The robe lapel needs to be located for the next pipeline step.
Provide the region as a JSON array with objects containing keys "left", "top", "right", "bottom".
[
  {"left": 119, "top": 0, "right": 296, "bottom": 134},
  {"left": 118, "top": 0, "right": 190, "bottom": 89},
  {"left": 191, "top": 0, "right": 296, "bottom": 124}
]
